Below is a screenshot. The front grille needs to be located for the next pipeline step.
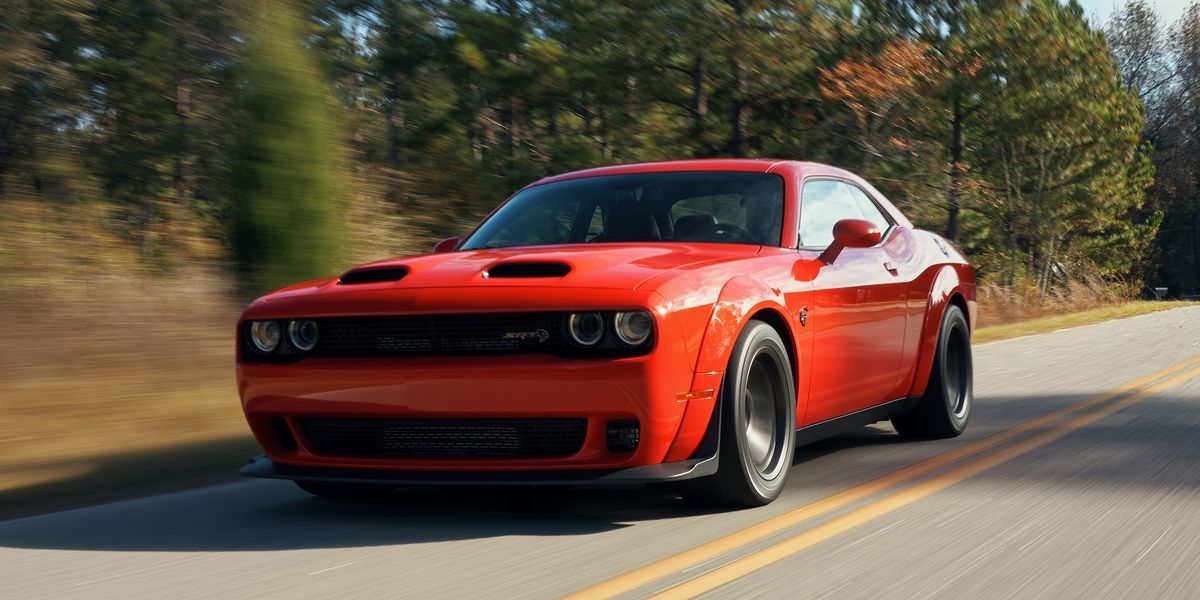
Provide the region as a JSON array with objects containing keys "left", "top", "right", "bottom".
[
  {"left": 313, "top": 312, "right": 567, "bottom": 357},
  {"left": 299, "top": 418, "right": 588, "bottom": 458}
]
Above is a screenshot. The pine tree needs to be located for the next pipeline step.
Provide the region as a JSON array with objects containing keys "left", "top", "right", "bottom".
[{"left": 230, "top": 0, "right": 344, "bottom": 296}]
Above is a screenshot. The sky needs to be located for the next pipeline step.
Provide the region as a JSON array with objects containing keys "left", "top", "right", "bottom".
[{"left": 1076, "top": 0, "right": 1193, "bottom": 24}]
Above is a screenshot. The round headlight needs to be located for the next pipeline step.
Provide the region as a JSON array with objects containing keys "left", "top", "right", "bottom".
[
  {"left": 288, "top": 320, "right": 319, "bottom": 352},
  {"left": 567, "top": 312, "right": 605, "bottom": 347},
  {"left": 613, "top": 311, "right": 654, "bottom": 346},
  {"left": 249, "top": 320, "right": 281, "bottom": 353}
]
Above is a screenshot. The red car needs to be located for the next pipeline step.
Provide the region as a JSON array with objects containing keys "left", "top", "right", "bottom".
[{"left": 238, "top": 159, "right": 975, "bottom": 507}]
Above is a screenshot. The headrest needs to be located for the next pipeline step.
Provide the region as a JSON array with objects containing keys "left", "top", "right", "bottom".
[{"left": 673, "top": 214, "right": 718, "bottom": 241}]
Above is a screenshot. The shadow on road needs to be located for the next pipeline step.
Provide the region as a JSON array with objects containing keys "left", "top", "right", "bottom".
[
  {"left": 0, "top": 427, "right": 903, "bottom": 553},
  {"left": 1, "top": 394, "right": 1195, "bottom": 553}
]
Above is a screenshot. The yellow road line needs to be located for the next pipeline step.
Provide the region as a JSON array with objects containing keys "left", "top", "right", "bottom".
[
  {"left": 651, "top": 365, "right": 1200, "bottom": 599},
  {"left": 564, "top": 354, "right": 1200, "bottom": 599}
]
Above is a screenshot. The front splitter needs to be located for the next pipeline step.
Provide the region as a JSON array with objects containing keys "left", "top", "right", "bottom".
[{"left": 240, "top": 453, "right": 717, "bottom": 487}]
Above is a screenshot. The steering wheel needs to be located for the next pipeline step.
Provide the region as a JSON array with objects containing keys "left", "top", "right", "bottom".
[{"left": 713, "top": 223, "right": 756, "bottom": 243}]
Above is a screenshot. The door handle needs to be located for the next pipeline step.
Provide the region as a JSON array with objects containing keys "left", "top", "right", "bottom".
[{"left": 883, "top": 261, "right": 899, "bottom": 275}]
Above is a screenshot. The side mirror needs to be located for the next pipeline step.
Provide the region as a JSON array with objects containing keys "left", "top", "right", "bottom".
[
  {"left": 432, "top": 236, "right": 461, "bottom": 254},
  {"left": 818, "top": 219, "right": 881, "bottom": 264}
]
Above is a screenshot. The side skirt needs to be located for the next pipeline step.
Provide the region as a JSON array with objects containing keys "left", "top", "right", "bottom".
[{"left": 795, "top": 397, "right": 916, "bottom": 446}]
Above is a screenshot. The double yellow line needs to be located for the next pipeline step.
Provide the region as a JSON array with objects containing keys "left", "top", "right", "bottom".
[{"left": 565, "top": 355, "right": 1200, "bottom": 599}]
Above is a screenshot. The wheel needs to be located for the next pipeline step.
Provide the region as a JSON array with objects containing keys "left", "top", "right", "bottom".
[
  {"left": 294, "top": 480, "right": 392, "bottom": 499},
  {"left": 680, "top": 321, "right": 797, "bottom": 507},
  {"left": 892, "top": 304, "right": 972, "bottom": 439}
]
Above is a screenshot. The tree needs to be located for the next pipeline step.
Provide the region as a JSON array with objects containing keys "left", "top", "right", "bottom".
[
  {"left": 0, "top": 0, "right": 92, "bottom": 199},
  {"left": 972, "top": 0, "right": 1154, "bottom": 288},
  {"left": 230, "top": 0, "right": 344, "bottom": 296}
]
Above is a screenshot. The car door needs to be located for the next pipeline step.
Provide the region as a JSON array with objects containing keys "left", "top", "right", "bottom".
[{"left": 798, "top": 178, "right": 910, "bottom": 425}]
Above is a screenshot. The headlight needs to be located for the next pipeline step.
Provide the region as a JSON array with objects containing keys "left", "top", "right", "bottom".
[
  {"left": 288, "top": 320, "right": 319, "bottom": 352},
  {"left": 249, "top": 320, "right": 281, "bottom": 353},
  {"left": 567, "top": 312, "right": 605, "bottom": 346},
  {"left": 613, "top": 311, "right": 654, "bottom": 346}
]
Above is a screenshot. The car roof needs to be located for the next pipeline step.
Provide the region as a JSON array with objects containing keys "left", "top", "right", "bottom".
[
  {"left": 523, "top": 159, "right": 912, "bottom": 230},
  {"left": 530, "top": 159, "right": 856, "bottom": 186}
]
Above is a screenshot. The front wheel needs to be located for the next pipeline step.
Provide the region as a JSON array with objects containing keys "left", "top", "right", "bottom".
[
  {"left": 680, "top": 321, "right": 796, "bottom": 507},
  {"left": 892, "top": 303, "right": 972, "bottom": 439}
]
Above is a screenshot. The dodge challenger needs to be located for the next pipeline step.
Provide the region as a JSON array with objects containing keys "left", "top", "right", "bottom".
[{"left": 237, "top": 159, "right": 976, "bottom": 507}]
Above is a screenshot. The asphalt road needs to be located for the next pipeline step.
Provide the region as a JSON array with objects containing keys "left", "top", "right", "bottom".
[{"left": 3, "top": 306, "right": 1200, "bottom": 600}]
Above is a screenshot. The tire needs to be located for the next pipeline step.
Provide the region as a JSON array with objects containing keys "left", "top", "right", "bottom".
[
  {"left": 892, "top": 304, "right": 972, "bottom": 439},
  {"left": 294, "top": 480, "right": 392, "bottom": 499},
  {"left": 680, "top": 321, "right": 797, "bottom": 507}
]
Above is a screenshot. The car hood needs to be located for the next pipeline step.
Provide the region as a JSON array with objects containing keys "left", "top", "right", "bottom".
[{"left": 262, "top": 243, "right": 762, "bottom": 301}]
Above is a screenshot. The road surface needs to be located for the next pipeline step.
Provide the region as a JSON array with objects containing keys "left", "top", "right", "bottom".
[{"left": 2, "top": 306, "right": 1199, "bottom": 599}]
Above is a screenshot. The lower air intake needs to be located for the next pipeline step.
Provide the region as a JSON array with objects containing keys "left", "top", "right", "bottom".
[
  {"left": 299, "top": 418, "right": 588, "bottom": 458},
  {"left": 271, "top": 417, "right": 297, "bottom": 450},
  {"left": 606, "top": 419, "right": 640, "bottom": 453}
]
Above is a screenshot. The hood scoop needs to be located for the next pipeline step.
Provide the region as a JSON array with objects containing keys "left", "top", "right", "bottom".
[
  {"left": 485, "top": 261, "right": 571, "bottom": 278},
  {"left": 338, "top": 266, "right": 408, "bottom": 285}
]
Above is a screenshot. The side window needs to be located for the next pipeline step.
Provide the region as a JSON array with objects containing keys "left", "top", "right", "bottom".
[
  {"left": 845, "top": 185, "right": 891, "bottom": 233},
  {"left": 798, "top": 180, "right": 890, "bottom": 247}
]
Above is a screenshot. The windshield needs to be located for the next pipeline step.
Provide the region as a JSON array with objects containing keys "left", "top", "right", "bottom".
[{"left": 460, "top": 171, "right": 785, "bottom": 250}]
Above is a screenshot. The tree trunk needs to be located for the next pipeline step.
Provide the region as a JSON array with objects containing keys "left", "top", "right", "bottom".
[
  {"left": 0, "top": 122, "right": 8, "bottom": 197},
  {"left": 727, "top": 0, "right": 747, "bottom": 157},
  {"left": 382, "top": 3, "right": 407, "bottom": 204},
  {"left": 386, "top": 77, "right": 406, "bottom": 170},
  {"left": 730, "top": 58, "right": 747, "bottom": 157},
  {"left": 173, "top": 36, "right": 193, "bottom": 206},
  {"left": 599, "top": 107, "right": 611, "bottom": 160},
  {"left": 946, "top": 94, "right": 963, "bottom": 242},
  {"left": 691, "top": 53, "right": 708, "bottom": 157}
]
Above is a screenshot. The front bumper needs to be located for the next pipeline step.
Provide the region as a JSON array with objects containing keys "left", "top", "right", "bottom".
[
  {"left": 241, "top": 451, "right": 717, "bottom": 486},
  {"left": 236, "top": 287, "right": 720, "bottom": 472}
]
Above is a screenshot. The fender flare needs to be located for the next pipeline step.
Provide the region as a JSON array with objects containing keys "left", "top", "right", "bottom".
[
  {"left": 663, "top": 276, "right": 798, "bottom": 461},
  {"left": 908, "top": 265, "right": 968, "bottom": 398},
  {"left": 694, "top": 276, "right": 796, "bottom": 374}
]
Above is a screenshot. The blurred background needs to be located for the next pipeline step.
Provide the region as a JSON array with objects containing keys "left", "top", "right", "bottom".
[{"left": 1, "top": 0, "right": 1198, "bottom": 509}]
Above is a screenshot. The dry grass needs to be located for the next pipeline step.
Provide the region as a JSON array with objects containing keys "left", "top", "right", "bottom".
[
  {"left": 973, "top": 277, "right": 1133, "bottom": 329},
  {"left": 973, "top": 301, "right": 1198, "bottom": 344},
  {"left": 0, "top": 277, "right": 251, "bottom": 511}
]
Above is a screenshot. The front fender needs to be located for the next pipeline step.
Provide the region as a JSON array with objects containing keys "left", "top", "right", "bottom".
[
  {"left": 908, "top": 264, "right": 974, "bottom": 398},
  {"left": 663, "top": 276, "right": 796, "bottom": 461},
  {"left": 693, "top": 276, "right": 793, "bottom": 373}
]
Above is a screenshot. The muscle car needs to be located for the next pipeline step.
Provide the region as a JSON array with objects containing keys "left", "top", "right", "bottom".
[{"left": 237, "top": 159, "right": 976, "bottom": 507}]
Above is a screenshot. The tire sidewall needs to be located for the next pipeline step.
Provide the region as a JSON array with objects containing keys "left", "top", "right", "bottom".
[
  {"left": 935, "top": 305, "right": 972, "bottom": 434},
  {"left": 722, "top": 322, "right": 797, "bottom": 503}
]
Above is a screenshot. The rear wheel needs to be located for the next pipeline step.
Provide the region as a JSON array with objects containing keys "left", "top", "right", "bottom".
[
  {"left": 294, "top": 480, "right": 392, "bottom": 499},
  {"left": 892, "top": 304, "right": 972, "bottom": 439},
  {"left": 680, "top": 321, "right": 796, "bottom": 507}
]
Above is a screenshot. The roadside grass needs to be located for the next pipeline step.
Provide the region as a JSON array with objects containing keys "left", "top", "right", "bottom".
[
  {"left": 0, "top": 286, "right": 1194, "bottom": 518},
  {"left": 973, "top": 301, "right": 1198, "bottom": 345},
  {"left": 0, "top": 281, "right": 253, "bottom": 517}
]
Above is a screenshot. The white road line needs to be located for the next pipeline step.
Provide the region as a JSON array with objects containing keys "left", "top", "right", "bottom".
[
  {"left": 309, "top": 560, "right": 360, "bottom": 576},
  {"left": 1134, "top": 526, "right": 1172, "bottom": 564}
]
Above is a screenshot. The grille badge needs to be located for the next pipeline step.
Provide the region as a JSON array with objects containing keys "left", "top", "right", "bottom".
[{"left": 502, "top": 329, "right": 550, "bottom": 343}]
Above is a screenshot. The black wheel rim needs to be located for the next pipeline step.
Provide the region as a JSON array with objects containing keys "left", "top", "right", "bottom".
[
  {"left": 742, "top": 348, "right": 788, "bottom": 479},
  {"left": 944, "top": 325, "right": 970, "bottom": 418}
]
